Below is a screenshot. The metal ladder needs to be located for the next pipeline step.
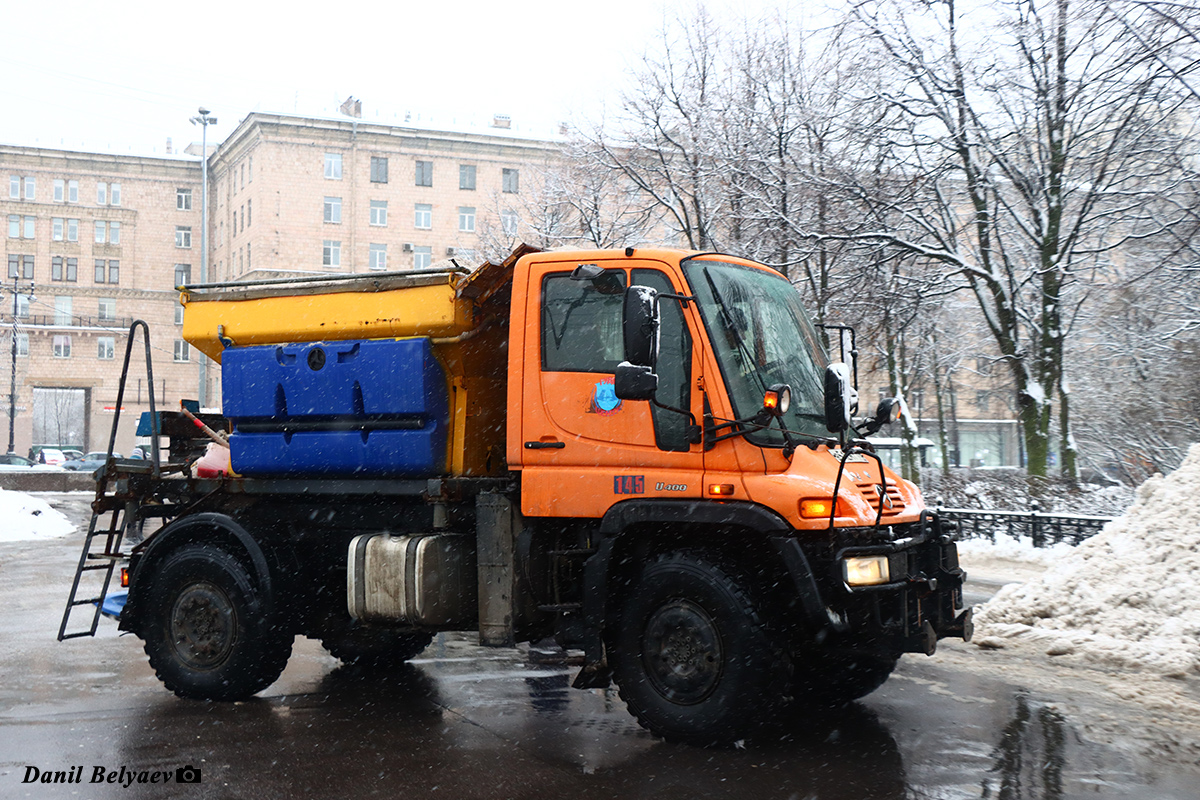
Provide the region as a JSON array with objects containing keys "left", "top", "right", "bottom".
[{"left": 58, "top": 321, "right": 161, "bottom": 640}]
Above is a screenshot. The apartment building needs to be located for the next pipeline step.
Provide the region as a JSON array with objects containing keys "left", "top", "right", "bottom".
[
  {"left": 0, "top": 145, "right": 202, "bottom": 456},
  {"left": 207, "top": 113, "right": 560, "bottom": 282},
  {"left": 0, "top": 113, "right": 565, "bottom": 455}
]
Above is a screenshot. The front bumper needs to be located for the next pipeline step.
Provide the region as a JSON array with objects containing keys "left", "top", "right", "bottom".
[{"left": 826, "top": 519, "right": 973, "bottom": 655}]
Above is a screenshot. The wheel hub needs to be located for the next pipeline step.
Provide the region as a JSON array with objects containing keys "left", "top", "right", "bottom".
[
  {"left": 170, "top": 581, "right": 235, "bottom": 669},
  {"left": 642, "top": 599, "right": 723, "bottom": 704}
]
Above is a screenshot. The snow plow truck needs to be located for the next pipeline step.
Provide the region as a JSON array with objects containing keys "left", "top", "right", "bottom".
[{"left": 60, "top": 245, "right": 972, "bottom": 745}]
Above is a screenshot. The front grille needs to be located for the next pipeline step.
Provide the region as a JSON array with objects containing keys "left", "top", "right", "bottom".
[{"left": 856, "top": 480, "right": 904, "bottom": 517}]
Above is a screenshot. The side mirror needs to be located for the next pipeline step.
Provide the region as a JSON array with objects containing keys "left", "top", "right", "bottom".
[
  {"left": 857, "top": 398, "right": 903, "bottom": 435},
  {"left": 614, "top": 362, "right": 659, "bottom": 401},
  {"left": 623, "top": 285, "right": 660, "bottom": 368},
  {"left": 823, "top": 362, "right": 859, "bottom": 433}
]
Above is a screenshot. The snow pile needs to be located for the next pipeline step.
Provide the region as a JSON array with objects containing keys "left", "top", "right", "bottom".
[
  {"left": 0, "top": 488, "right": 75, "bottom": 542},
  {"left": 974, "top": 444, "right": 1200, "bottom": 676},
  {"left": 957, "top": 532, "right": 1073, "bottom": 568}
]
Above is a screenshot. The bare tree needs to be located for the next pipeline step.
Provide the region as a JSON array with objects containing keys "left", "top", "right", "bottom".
[{"left": 838, "top": 0, "right": 1200, "bottom": 478}]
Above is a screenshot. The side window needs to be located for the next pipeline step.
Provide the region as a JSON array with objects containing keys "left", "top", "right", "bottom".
[
  {"left": 633, "top": 269, "right": 693, "bottom": 452},
  {"left": 541, "top": 272, "right": 627, "bottom": 373}
]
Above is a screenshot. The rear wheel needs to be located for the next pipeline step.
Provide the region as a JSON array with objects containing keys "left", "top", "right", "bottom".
[
  {"left": 611, "top": 552, "right": 791, "bottom": 745},
  {"left": 142, "top": 544, "right": 292, "bottom": 700}
]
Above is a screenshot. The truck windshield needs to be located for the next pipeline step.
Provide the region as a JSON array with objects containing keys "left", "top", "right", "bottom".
[{"left": 683, "top": 259, "right": 830, "bottom": 445}]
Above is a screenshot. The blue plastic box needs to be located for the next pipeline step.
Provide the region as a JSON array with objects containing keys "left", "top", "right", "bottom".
[{"left": 222, "top": 338, "right": 449, "bottom": 477}]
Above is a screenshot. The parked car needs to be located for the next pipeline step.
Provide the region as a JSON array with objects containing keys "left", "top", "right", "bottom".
[
  {"left": 61, "top": 449, "right": 85, "bottom": 462},
  {"left": 0, "top": 452, "right": 36, "bottom": 468},
  {"left": 37, "top": 448, "right": 67, "bottom": 466},
  {"left": 61, "top": 451, "right": 121, "bottom": 471}
]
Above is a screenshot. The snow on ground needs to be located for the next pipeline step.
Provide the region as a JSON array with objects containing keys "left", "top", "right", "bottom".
[
  {"left": 973, "top": 443, "right": 1200, "bottom": 677},
  {"left": 0, "top": 488, "right": 76, "bottom": 542}
]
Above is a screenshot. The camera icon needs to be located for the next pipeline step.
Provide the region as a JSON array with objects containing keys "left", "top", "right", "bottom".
[{"left": 176, "top": 765, "right": 202, "bottom": 784}]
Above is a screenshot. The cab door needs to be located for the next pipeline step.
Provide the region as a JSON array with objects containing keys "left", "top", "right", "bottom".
[{"left": 517, "top": 258, "right": 704, "bottom": 518}]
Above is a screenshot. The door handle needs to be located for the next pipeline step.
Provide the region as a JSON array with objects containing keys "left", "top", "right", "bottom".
[{"left": 524, "top": 441, "right": 565, "bottom": 450}]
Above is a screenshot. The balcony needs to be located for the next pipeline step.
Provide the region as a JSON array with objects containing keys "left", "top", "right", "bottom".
[{"left": 0, "top": 313, "right": 139, "bottom": 332}]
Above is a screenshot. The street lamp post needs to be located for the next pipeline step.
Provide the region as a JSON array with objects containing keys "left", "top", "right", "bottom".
[
  {"left": 189, "top": 107, "right": 216, "bottom": 408},
  {"left": 7, "top": 278, "right": 34, "bottom": 454}
]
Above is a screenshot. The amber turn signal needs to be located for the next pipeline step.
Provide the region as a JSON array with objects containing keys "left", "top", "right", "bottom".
[
  {"left": 800, "top": 498, "right": 836, "bottom": 518},
  {"left": 708, "top": 484, "right": 735, "bottom": 496},
  {"left": 120, "top": 567, "right": 130, "bottom": 588}
]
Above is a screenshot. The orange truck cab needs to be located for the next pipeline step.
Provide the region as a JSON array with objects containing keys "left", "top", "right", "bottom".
[{"left": 82, "top": 245, "right": 970, "bottom": 746}]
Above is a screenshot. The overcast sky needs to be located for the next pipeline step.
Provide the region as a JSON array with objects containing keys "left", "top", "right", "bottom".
[{"left": 1, "top": 0, "right": 798, "bottom": 157}]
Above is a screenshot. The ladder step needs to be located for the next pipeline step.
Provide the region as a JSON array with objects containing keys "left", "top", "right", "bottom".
[
  {"left": 86, "top": 552, "right": 126, "bottom": 561},
  {"left": 70, "top": 597, "right": 103, "bottom": 606},
  {"left": 79, "top": 564, "right": 114, "bottom": 572},
  {"left": 59, "top": 630, "right": 96, "bottom": 640}
]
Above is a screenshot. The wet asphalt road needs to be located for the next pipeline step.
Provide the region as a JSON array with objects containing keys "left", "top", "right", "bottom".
[{"left": 2, "top": 493, "right": 1199, "bottom": 800}]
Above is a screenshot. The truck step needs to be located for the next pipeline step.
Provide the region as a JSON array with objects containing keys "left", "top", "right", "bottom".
[
  {"left": 547, "top": 548, "right": 597, "bottom": 559},
  {"left": 538, "top": 603, "right": 583, "bottom": 613}
]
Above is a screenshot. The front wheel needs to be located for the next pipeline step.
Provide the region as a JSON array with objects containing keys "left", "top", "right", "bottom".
[
  {"left": 142, "top": 544, "right": 292, "bottom": 700},
  {"left": 611, "top": 552, "right": 791, "bottom": 745}
]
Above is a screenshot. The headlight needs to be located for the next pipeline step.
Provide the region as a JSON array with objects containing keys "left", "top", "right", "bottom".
[{"left": 843, "top": 555, "right": 891, "bottom": 586}]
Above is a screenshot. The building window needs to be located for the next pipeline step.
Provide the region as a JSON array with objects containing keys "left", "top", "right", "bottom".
[
  {"left": 8, "top": 176, "right": 17, "bottom": 199},
  {"left": 51, "top": 256, "right": 77, "bottom": 282},
  {"left": 415, "top": 160, "right": 433, "bottom": 187},
  {"left": 52, "top": 218, "right": 64, "bottom": 241},
  {"left": 323, "top": 240, "right": 341, "bottom": 267},
  {"left": 414, "top": 245, "right": 432, "bottom": 269},
  {"left": 248, "top": 155, "right": 253, "bottom": 182},
  {"left": 246, "top": 241, "right": 251, "bottom": 270},
  {"left": 98, "top": 298, "right": 115, "bottom": 320},
  {"left": 502, "top": 168, "right": 520, "bottom": 194},
  {"left": 325, "top": 153, "right": 343, "bottom": 179},
  {"left": 175, "top": 304, "right": 185, "bottom": 325},
  {"left": 95, "top": 259, "right": 106, "bottom": 283},
  {"left": 23, "top": 177, "right": 34, "bottom": 200},
  {"left": 107, "top": 260, "right": 119, "bottom": 284},
  {"left": 94, "top": 220, "right": 107, "bottom": 243},
  {"left": 109, "top": 221, "right": 120, "bottom": 244},
  {"left": 458, "top": 206, "right": 476, "bottom": 233},
  {"left": 174, "top": 264, "right": 191, "bottom": 286},
  {"left": 176, "top": 226, "right": 192, "bottom": 248},
  {"left": 459, "top": 164, "right": 476, "bottom": 190},
  {"left": 174, "top": 340, "right": 190, "bottom": 362},
  {"left": 12, "top": 332, "right": 28, "bottom": 357},
  {"left": 177, "top": 188, "right": 192, "bottom": 210},
  {"left": 369, "top": 243, "right": 387, "bottom": 271},
  {"left": 246, "top": 199, "right": 251, "bottom": 228},
  {"left": 68, "top": 180, "right": 78, "bottom": 203},
  {"left": 501, "top": 210, "right": 519, "bottom": 236},
  {"left": 10, "top": 254, "right": 34, "bottom": 279},
  {"left": 23, "top": 216, "right": 34, "bottom": 238},
  {"left": 97, "top": 182, "right": 107, "bottom": 205},
  {"left": 54, "top": 296, "right": 73, "bottom": 325},
  {"left": 7, "top": 215, "right": 18, "bottom": 238},
  {"left": 110, "top": 183, "right": 121, "bottom": 205},
  {"left": 54, "top": 179, "right": 64, "bottom": 202},
  {"left": 67, "top": 218, "right": 78, "bottom": 241},
  {"left": 98, "top": 337, "right": 115, "bottom": 360},
  {"left": 53, "top": 335, "right": 71, "bottom": 359},
  {"left": 324, "top": 196, "right": 342, "bottom": 224},
  {"left": 414, "top": 203, "right": 432, "bottom": 229},
  {"left": 370, "top": 200, "right": 388, "bottom": 226},
  {"left": 370, "top": 156, "right": 388, "bottom": 183}
]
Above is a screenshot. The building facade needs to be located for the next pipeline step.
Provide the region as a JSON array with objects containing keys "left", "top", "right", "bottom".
[
  {"left": 0, "top": 113, "right": 564, "bottom": 455},
  {"left": 0, "top": 145, "right": 202, "bottom": 456},
  {"left": 207, "top": 113, "right": 559, "bottom": 283}
]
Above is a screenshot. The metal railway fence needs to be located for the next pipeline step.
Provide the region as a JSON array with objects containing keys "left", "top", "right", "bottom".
[{"left": 939, "top": 503, "right": 1113, "bottom": 548}]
